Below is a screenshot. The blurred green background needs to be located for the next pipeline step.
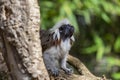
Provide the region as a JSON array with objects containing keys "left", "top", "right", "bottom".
[{"left": 39, "top": 0, "right": 120, "bottom": 80}]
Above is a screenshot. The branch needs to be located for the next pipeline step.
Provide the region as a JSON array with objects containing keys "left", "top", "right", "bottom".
[{"left": 50, "top": 55, "right": 108, "bottom": 80}]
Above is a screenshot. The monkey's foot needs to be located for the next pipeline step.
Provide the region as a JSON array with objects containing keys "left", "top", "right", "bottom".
[
  {"left": 63, "top": 68, "right": 73, "bottom": 75},
  {"left": 48, "top": 67, "right": 59, "bottom": 76}
]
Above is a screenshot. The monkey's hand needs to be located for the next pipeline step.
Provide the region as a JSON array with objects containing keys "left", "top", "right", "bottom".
[
  {"left": 47, "top": 66, "right": 59, "bottom": 76},
  {"left": 61, "top": 66, "right": 73, "bottom": 75}
]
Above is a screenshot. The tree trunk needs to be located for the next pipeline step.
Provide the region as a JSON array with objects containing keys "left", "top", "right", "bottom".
[{"left": 0, "top": 0, "right": 49, "bottom": 80}]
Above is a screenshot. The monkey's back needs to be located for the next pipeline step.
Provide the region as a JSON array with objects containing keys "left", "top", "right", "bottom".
[{"left": 40, "top": 30, "right": 54, "bottom": 52}]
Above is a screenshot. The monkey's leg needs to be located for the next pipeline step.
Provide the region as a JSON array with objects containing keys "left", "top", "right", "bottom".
[
  {"left": 61, "top": 54, "right": 73, "bottom": 74},
  {"left": 43, "top": 52, "right": 59, "bottom": 76}
]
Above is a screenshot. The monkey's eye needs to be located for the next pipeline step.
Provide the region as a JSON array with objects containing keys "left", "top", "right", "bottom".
[{"left": 59, "top": 26, "right": 64, "bottom": 32}]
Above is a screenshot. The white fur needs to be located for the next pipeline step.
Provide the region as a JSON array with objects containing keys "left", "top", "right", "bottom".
[
  {"left": 50, "top": 18, "right": 70, "bottom": 33},
  {"left": 44, "top": 38, "right": 72, "bottom": 58},
  {"left": 71, "top": 36, "right": 75, "bottom": 42},
  {"left": 60, "top": 39, "right": 71, "bottom": 53},
  {"left": 44, "top": 40, "right": 70, "bottom": 57},
  {"left": 53, "top": 29, "right": 60, "bottom": 41}
]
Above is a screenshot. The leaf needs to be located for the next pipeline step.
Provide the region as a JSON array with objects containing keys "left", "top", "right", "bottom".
[
  {"left": 101, "top": 13, "right": 111, "bottom": 23},
  {"left": 106, "top": 57, "right": 120, "bottom": 67},
  {"left": 82, "top": 45, "right": 97, "bottom": 54},
  {"left": 114, "top": 36, "right": 120, "bottom": 52},
  {"left": 112, "top": 72, "right": 120, "bottom": 80},
  {"left": 93, "top": 34, "right": 105, "bottom": 60},
  {"left": 83, "top": 11, "right": 91, "bottom": 24},
  {"left": 41, "top": 1, "right": 54, "bottom": 8}
]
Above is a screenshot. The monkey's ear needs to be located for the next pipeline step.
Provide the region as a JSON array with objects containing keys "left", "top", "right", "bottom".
[{"left": 53, "top": 29, "right": 60, "bottom": 41}]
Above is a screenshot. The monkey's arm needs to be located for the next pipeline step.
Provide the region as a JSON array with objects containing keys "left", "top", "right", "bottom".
[
  {"left": 61, "top": 53, "right": 73, "bottom": 74},
  {"left": 40, "top": 30, "right": 54, "bottom": 51}
]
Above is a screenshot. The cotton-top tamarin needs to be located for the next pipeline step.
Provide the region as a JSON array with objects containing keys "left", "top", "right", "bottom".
[{"left": 40, "top": 19, "right": 75, "bottom": 76}]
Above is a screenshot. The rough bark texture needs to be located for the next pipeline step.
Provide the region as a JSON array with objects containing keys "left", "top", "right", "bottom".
[{"left": 0, "top": 0, "right": 49, "bottom": 80}]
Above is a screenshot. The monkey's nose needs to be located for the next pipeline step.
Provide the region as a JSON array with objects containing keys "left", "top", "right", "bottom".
[
  {"left": 64, "top": 28, "right": 74, "bottom": 37},
  {"left": 70, "top": 27, "right": 74, "bottom": 33},
  {"left": 64, "top": 29, "right": 69, "bottom": 35},
  {"left": 69, "top": 26, "right": 74, "bottom": 37}
]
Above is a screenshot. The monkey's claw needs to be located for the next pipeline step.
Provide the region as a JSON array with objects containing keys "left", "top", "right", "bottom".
[
  {"left": 64, "top": 68, "right": 73, "bottom": 75},
  {"left": 49, "top": 68, "right": 59, "bottom": 76}
]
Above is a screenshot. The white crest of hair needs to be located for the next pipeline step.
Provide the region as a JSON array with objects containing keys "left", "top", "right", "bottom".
[{"left": 49, "top": 18, "right": 70, "bottom": 32}]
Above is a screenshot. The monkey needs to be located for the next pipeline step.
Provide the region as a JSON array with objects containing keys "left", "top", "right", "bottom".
[{"left": 40, "top": 19, "right": 75, "bottom": 76}]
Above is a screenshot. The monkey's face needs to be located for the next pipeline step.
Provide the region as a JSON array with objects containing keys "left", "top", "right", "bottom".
[{"left": 59, "top": 24, "right": 74, "bottom": 41}]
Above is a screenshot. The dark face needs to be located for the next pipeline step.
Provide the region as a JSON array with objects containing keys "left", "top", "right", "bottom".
[{"left": 59, "top": 24, "right": 74, "bottom": 41}]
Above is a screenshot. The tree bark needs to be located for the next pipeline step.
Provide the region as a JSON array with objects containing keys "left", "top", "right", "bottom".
[{"left": 0, "top": 0, "right": 49, "bottom": 80}]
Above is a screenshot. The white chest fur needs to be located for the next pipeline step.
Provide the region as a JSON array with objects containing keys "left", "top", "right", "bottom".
[
  {"left": 44, "top": 38, "right": 71, "bottom": 59},
  {"left": 59, "top": 39, "right": 71, "bottom": 52}
]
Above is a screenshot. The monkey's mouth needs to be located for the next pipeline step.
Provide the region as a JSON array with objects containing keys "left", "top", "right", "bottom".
[{"left": 64, "top": 25, "right": 74, "bottom": 37}]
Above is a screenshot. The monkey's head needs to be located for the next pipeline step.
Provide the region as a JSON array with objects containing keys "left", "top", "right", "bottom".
[
  {"left": 49, "top": 19, "right": 75, "bottom": 45},
  {"left": 59, "top": 24, "right": 74, "bottom": 41},
  {"left": 51, "top": 24, "right": 75, "bottom": 45}
]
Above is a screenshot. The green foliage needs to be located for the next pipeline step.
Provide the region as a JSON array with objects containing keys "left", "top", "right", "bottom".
[
  {"left": 107, "top": 57, "right": 120, "bottom": 80},
  {"left": 40, "top": 0, "right": 120, "bottom": 79},
  {"left": 112, "top": 72, "right": 120, "bottom": 80},
  {"left": 107, "top": 57, "right": 120, "bottom": 67},
  {"left": 40, "top": 0, "right": 79, "bottom": 32},
  {"left": 114, "top": 36, "right": 120, "bottom": 52},
  {"left": 82, "top": 34, "right": 105, "bottom": 60}
]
